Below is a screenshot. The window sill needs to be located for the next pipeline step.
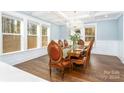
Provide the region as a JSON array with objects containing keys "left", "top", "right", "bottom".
[
  {"left": 0, "top": 48, "right": 42, "bottom": 56},
  {"left": 1, "top": 50, "right": 23, "bottom": 56}
]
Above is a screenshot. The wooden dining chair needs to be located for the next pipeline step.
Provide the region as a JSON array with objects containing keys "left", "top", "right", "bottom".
[
  {"left": 71, "top": 40, "right": 94, "bottom": 68},
  {"left": 78, "top": 39, "right": 84, "bottom": 49},
  {"left": 64, "top": 39, "right": 69, "bottom": 48},
  {"left": 48, "top": 40, "right": 72, "bottom": 80},
  {"left": 58, "top": 40, "right": 64, "bottom": 48}
]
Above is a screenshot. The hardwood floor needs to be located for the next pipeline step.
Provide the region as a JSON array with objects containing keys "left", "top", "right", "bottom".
[{"left": 15, "top": 54, "right": 124, "bottom": 82}]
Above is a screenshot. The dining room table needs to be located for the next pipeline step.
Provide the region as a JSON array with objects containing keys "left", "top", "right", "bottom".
[{"left": 63, "top": 41, "right": 90, "bottom": 59}]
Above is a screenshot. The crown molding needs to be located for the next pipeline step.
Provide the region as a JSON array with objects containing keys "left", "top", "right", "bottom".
[{"left": 19, "top": 11, "right": 123, "bottom": 26}]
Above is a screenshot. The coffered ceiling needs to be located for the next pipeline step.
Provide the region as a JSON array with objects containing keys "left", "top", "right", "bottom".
[{"left": 20, "top": 11, "right": 122, "bottom": 25}]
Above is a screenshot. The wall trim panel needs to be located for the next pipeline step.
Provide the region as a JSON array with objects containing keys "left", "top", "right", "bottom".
[{"left": 92, "top": 40, "right": 124, "bottom": 63}]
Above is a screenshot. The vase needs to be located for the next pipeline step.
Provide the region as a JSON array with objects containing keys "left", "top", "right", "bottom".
[{"left": 72, "top": 41, "right": 76, "bottom": 50}]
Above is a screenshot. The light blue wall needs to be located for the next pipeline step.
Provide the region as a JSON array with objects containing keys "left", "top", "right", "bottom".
[
  {"left": 51, "top": 25, "right": 70, "bottom": 40},
  {"left": 59, "top": 18, "right": 124, "bottom": 41},
  {"left": 50, "top": 24, "right": 60, "bottom": 40},
  {"left": 59, "top": 25, "right": 70, "bottom": 40},
  {"left": 96, "top": 20, "right": 118, "bottom": 40},
  {"left": 50, "top": 24, "right": 69, "bottom": 41},
  {"left": 117, "top": 15, "right": 123, "bottom": 40},
  {"left": 40, "top": 15, "right": 123, "bottom": 41},
  {"left": 85, "top": 19, "right": 121, "bottom": 40},
  {"left": 59, "top": 19, "right": 120, "bottom": 41}
]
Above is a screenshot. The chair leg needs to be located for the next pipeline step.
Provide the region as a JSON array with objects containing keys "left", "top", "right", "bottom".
[
  {"left": 61, "top": 68, "right": 64, "bottom": 81},
  {"left": 71, "top": 63, "right": 73, "bottom": 71},
  {"left": 49, "top": 66, "right": 52, "bottom": 81},
  {"left": 84, "top": 63, "right": 87, "bottom": 68}
]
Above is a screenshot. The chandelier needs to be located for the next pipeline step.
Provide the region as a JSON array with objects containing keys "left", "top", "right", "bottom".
[{"left": 66, "top": 19, "right": 83, "bottom": 30}]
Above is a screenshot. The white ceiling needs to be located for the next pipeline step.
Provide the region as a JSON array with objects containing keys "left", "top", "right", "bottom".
[{"left": 20, "top": 11, "right": 123, "bottom": 25}]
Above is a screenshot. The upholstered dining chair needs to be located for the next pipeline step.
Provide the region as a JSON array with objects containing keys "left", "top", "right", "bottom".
[
  {"left": 78, "top": 39, "right": 84, "bottom": 49},
  {"left": 71, "top": 40, "right": 94, "bottom": 68},
  {"left": 48, "top": 40, "right": 72, "bottom": 80},
  {"left": 64, "top": 39, "right": 69, "bottom": 48},
  {"left": 58, "top": 40, "right": 64, "bottom": 48}
]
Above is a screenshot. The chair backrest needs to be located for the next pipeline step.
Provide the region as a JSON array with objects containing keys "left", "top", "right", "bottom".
[
  {"left": 78, "top": 39, "right": 84, "bottom": 45},
  {"left": 48, "top": 40, "right": 63, "bottom": 64},
  {"left": 58, "top": 40, "right": 63, "bottom": 47},
  {"left": 78, "top": 39, "right": 84, "bottom": 49},
  {"left": 89, "top": 40, "right": 94, "bottom": 53},
  {"left": 64, "top": 39, "right": 68, "bottom": 48},
  {"left": 85, "top": 40, "right": 94, "bottom": 64}
]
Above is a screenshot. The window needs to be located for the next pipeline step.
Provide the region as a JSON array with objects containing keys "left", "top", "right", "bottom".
[
  {"left": 84, "top": 27, "right": 95, "bottom": 42},
  {"left": 2, "top": 16, "right": 21, "bottom": 53},
  {"left": 42, "top": 26, "right": 48, "bottom": 47},
  {"left": 27, "top": 21, "right": 37, "bottom": 49}
]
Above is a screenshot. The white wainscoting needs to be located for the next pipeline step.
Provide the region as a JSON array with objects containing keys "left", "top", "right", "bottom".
[
  {"left": 117, "top": 40, "right": 124, "bottom": 63},
  {"left": 0, "top": 48, "right": 47, "bottom": 65},
  {"left": 92, "top": 40, "right": 124, "bottom": 63}
]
